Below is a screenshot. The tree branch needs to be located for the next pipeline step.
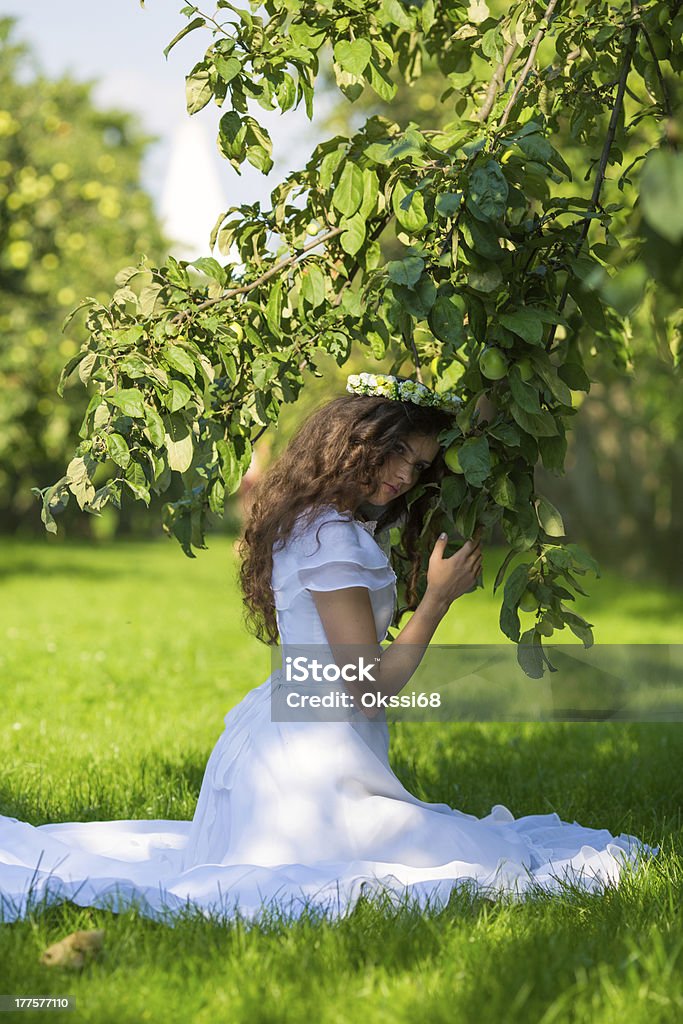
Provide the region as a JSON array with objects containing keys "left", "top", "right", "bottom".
[
  {"left": 499, "top": 0, "right": 562, "bottom": 129},
  {"left": 477, "top": 40, "right": 517, "bottom": 122},
  {"left": 546, "top": 5, "right": 641, "bottom": 350},
  {"left": 175, "top": 225, "right": 345, "bottom": 322}
]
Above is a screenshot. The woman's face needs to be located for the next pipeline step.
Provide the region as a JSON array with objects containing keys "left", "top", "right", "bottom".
[{"left": 364, "top": 432, "right": 441, "bottom": 507}]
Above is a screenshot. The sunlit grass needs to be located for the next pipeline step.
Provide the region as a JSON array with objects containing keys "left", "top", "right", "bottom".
[{"left": 1, "top": 537, "right": 682, "bottom": 1022}]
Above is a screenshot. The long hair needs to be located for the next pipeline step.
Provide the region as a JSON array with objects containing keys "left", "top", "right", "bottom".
[{"left": 238, "top": 392, "right": 455, "bottom": 644}]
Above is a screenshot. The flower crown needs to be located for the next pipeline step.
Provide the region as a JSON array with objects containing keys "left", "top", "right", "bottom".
[{"left": 346, "top": 372, "right": 462, "bottom": 413}]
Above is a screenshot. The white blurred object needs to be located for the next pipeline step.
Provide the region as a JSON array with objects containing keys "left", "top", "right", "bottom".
[{"left": 159, "top": 118, "right": 228, "bottom": 260}]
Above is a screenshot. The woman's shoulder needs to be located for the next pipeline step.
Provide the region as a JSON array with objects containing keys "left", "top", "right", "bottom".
[
  {"left": 276, "top": 504, "right": 359, "bottom": 555},
  {"left": 272, "top": 504, "right": 395, "bottom": 567}
]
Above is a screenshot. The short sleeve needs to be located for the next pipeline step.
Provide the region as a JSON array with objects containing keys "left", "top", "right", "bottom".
[{"left": 272, "top": 509, "right": 396, "bottom": 611}]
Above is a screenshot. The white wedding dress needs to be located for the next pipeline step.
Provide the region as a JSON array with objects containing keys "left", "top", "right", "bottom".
[{"left": 0, "top": 507, "right": 654, "bottom": 923}]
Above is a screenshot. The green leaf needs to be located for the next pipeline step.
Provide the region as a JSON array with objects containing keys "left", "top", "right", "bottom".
[
  {"left": 340, "top": 212, "right": 367, "bottom": 256},
  {"left": 301, "top": 264, "right": 326, "bottom": 307},
  {"left": 216, "top": 439, "right": 244, "bottom": 494},
  {"left": 467, "top": 161, "right": 508, "bottom": 221},
  {"left": 163, "top": 345, "right": 196, "bottom": 380},
  {"left": 190, "top": 257, "right": 226, "bottom": 285},
  {"left": 392, "top": 180, "right": 428, "bottom": 232},
  {"left": 461, "top": 216, "right": 502, "bottom": 261},
  {"left": 185, "top": 64, "right": 213, "bottom": 115},
  {"left": 565, "top": 544, "right": 601, "bottom": 578},
  {"left": 265, "top": 278, "right": 283, "bottom": 335},
  {"left": 164, "top": 418, "right": 193, "bottom": 473},
  {"left": 359, "top": 168, "right": 380, "bottom": 217},
  {"left": 164, "top": 16, "right": 205, "bottom": 58},
  {"left": 535, "top": 496, "right": 565, "bottom": 537},
  {"left": 429, "top": 294, "right": 466, "bottom": 344},
  {"left": 491, "top": 472, "right": 517, "bottom": 510},
  {"left": 509, "top": 367, "right": 541, "bottom": 414},
  {"left": 166, "top": 379, "right": 192, "bottom": 412},
  {"left": 382, "top": 0, "right": 414, "bottom": 29},
  {"left": 538, "top": 432, "right": 567, "bottom": 474},
  {"left": 105, "top": 433, "right": 131, "bottom": 469},
  {"left": 332, "top": 163, "right": 364, "bottom": 217},
  {"left": 441, "top": 473, "right": 467, "bottom": 511},
  {"left": 481, "top": 25, "right": 505, "bottom": 61},
  {"left": 510, "top": 404, "right": 558, "bottom": 437},
  {"left": 66, "top": 455, "right": 96, "bottom": 510},
  {"left": 213, "top": 54, "right": 241, "bottom": 84},
  {"left": 500, "top": 563, "right": 530, "bottom": 642},
  {"left": 58, "top": 350, "right": 89, "bottom": 397},
  {"left": 333, "top": 39, "right": 372, "bottom": 76},
  {"left": 517, "top": 132, "right": 553, "bottom": 163},
  {"left": 562, "top": 611, "right": 594, "bottom": 649},
  {"left": 468, "top": 265, "right": 503, "bottom": 292},
  {"left": 218, "top": 111, "right": 246, "bottom": 167},
  {"left": 503, "top": 508, "right": 539, "bottom": 551},
  {"left": 465, "top": 294, "right": 487, "bottom": 343},
  {"left": 144, "top": 405, "right": 166, "bottom": 448},
  {"left": 435, "top": 192, "right": 463, "bottom": 218},
  {"left": 124, "top": 461, "right": 151, "bottom": 506},
  {"left": 493, "top": 549, "right": 515, "bottom": 593},
  {"left": 393, "top": 276, "right": 436, "bottom": 318},
  {"left": 387, "top": 256, "right": 425, "bottom": 287},
  {"left": 517, "top": 630, "right": 545, "bottom": 678},
  {"left": 487, "top": 421, "right": 520, "bottom": 446},
  {"left": 458, "top": 435, "right": 490, "bottom": 487},
  {"left": 558, "top": 362, "right": 590, "bottom": 392},
  {"left": 640, "top": 149, "right": 683, "bottom": 244},
  {"left": 107, "top": 388, "right": 146, "bottom": 418},
  {"left": 499, "top": 309, "right": 544, "bottom": 346},
  {"left": 119, "top": 355, "right": 150, "bottom": 380}
]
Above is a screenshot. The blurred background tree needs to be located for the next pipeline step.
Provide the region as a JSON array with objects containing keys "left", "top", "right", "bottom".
[{"left": 0, "top": 18, "right": 167, "bottom": 535}]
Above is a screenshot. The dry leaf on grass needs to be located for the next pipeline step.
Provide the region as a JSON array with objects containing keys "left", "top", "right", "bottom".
[{"left": 41, "top": 929, "right": 105, "bottom": 970}]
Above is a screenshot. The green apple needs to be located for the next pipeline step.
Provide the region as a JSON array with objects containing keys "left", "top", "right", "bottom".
[
  {"left": 479, "top": 346, "right": 508, "bottom": 380},
  {"left": 305, "top": 219, "right": 321, "bottom": 236},
  {"left": 518, "top": 589, "right": 539, "bottom": 613},
  {"left": 444, "top": 443, "right": 464, "bottom": 474},
  {"left": 538, "top": 618, "right": 554, "bottom": 637},
  {"left": 229, "top": 322, "right": 244, "bottom": 343},
  {"left": 518, "top": 358, "right": 534, "bottom": 381}
]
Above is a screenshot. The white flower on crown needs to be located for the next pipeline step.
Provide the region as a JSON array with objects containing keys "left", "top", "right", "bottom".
[{"left": 346, "top": 370, "right": 463, "bottom": 412}]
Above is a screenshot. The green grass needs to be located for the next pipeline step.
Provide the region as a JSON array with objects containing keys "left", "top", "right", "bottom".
[{"left": 1, "top": 537, "right": 683, "bottom": 1023}]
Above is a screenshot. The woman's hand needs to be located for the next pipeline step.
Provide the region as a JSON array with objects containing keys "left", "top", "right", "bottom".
[{"left": 425, "top": 528, "right": 483, "bottom": 610}]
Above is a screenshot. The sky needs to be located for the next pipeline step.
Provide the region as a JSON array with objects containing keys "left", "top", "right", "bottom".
[{"left": 2, "top": 1, "right": 328, "bottom": 256}]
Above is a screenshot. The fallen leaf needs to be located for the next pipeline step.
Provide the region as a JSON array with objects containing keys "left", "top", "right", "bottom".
[{"left": 41, "top": 929, "right": 104, "bottom": 970}]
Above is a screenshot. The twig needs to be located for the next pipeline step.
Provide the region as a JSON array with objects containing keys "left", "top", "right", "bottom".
[
  {"left": 174, "top": 225, "right": 344, "bottom": 322},
  {"left": 499, "top": 0, "right": 562, "bottom": 129},
  {"left": 406, "top": 331, "right": 424, "bottom": 383},
  {"left": 545, "top": 4, "right": 641, "bottom": 350},
  {"left": 477, "top": 41, "right": 517, "bottom": 122},
  {"left": 640, "top": 25, "right": 674, "bottom": 119}
]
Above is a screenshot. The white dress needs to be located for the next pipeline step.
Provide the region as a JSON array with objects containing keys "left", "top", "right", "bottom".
[{"left": 0, "top": 506, "right": 654, "bottom": 923}]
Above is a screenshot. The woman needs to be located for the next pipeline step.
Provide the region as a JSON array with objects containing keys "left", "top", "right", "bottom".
[{"left": 0, "top": 374, "right": 652, "bottom": 924}]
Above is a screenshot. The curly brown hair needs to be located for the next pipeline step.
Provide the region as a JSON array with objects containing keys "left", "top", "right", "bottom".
[{"left": 238, "top": 391, "right": 455, "bottom": 644}]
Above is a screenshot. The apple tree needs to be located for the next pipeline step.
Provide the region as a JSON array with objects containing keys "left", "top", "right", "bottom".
[{"left": 35, "top": 0, "right": 682, "bottom": 673}]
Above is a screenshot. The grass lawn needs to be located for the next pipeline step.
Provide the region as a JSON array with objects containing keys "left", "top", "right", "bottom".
[{"left": 1, "top": 536, "right": 682, "bottom": 1023}]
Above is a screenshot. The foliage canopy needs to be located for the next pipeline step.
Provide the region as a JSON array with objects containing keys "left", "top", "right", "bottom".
[{"left": 38, "top": 0, "right": 682, "bottom": 671}]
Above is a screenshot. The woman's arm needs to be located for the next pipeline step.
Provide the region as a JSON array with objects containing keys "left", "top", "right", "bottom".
[{"left": 311, "top": 531, "right": 482, "bottom": 716}]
